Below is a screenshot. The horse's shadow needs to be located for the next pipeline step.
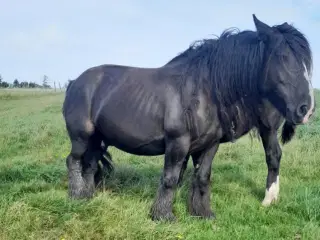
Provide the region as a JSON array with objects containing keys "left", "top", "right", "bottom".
[
  {"left": 212, "top": 164, "right": 265, "bottom": 200},
  {"left": 96, "top": 163, "right": 161, "bottom": 199},
  {"left": 0, "top": 156, "right": 264, "bottom": 204},
  {"left": 97, "top": 161, "right": 264, "bottom": 202}
]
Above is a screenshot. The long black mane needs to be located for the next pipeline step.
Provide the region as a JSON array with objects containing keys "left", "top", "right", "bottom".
[
  {"left": 165, "top": 28, "right": 265, "bottom": 138},
  {"left": 164, "top": 24, "right": 312, "bottom": 139},
  {"left": 166, "top": 24, "right": 312, "bottom": 101},
  {"left": 165, "top": 28, "right": 264, "bottom": 105}
]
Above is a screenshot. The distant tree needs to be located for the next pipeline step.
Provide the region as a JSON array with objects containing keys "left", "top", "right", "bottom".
[
  {"left": 28, "top": 82, "right": 36, "bottom": 88},
  {"left": 0, "top": 75, "right": 7, "bottom": 88},
  {"left": 20, "top": 81, "right": 29, "bottom": 88},
  {"left": 42, "top": 75, "right": 51, "bottom": 88},
  {"left": 13, "top": 79, "right": 19, "bottom": 88},
  {"left": 1, "top": 81, "right": 9, "bottom": 88}
]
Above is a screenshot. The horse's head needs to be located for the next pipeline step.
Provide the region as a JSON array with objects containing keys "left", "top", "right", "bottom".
[{"left": 253, "top": 14, "right": 315, "bottom": 125}]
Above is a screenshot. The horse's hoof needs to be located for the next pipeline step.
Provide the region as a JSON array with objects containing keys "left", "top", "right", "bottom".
[
  {"left": 190, "top": 209, "right": 216, "bottom": 220},
  {"left": 151, "top": 214, "right": 176, "bottom": 222},
  {"left": 68, "top": 187, "right": 94, "bottom": 200},
  {"left": 150, "top": 211, "right": 176, "bottom": 222},
  {"left": 204, "top": 211, "right": 216, "bottom": 220},
  {"left": 262, "top": 197, "right": 279, "bottom": 207}
]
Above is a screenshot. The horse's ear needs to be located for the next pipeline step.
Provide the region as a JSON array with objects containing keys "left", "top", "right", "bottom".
[
  {"left": 252, "top": 14, "right": 273, "bottom": 42},
  {"left": 283, "top": 22, "right": 290, "bottom": 27}
]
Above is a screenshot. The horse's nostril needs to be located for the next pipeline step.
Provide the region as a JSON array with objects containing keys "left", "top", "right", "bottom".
[{"left": 297, "top": 104, "right": 308, "bottom": 117}]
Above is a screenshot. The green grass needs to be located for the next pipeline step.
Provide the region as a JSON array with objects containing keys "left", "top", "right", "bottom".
[{"left": 0, "top": 89, "right": 319, "bottom": 240}]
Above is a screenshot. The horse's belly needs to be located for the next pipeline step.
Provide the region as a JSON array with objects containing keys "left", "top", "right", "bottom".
[
  {"left": 95, "top": 111, "right": 165, "bottom": 156},
  {"left": 110, "top": 137, "right": 165, "bottom": 156},
  {"left": 91, "top": 76, "right": 166, "bottom": 155}
]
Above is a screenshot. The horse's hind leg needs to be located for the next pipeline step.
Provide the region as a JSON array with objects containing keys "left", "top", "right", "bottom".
[
  {"left": 81, "top": 134, "right": 103, "bottom": 196},
  {"left": 177, "top": 154, "right": 190, "bottom": 186},
  {"left": 177, "top": 154, "right": 201, "bottom": 186},
  {"left": 65, "top": 120, "right": 96, "bottom": 199},
  {"left": 66, "top": 137, "right": 90, "bottom": 199}
]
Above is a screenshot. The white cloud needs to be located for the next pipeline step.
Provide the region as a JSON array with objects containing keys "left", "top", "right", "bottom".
[
  {"left": 4, "top": 23, "right": 65, "bottom": 52},
  {"left": 106, "top": 0, "right": 144, "bottom": 19}
]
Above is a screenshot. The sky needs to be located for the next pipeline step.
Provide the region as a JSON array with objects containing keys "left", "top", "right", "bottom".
[{"left": 0, "top": 0, "right": 319, "bottom": 88}]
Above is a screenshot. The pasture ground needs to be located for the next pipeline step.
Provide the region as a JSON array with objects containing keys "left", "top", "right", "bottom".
[{"left": 0, "top": 89, "right": 319, "bottom": 240}]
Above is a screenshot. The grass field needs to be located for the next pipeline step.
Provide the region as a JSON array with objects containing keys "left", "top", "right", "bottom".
[{"left": 0, "top": 89, "right": 319, "bottom": 240}]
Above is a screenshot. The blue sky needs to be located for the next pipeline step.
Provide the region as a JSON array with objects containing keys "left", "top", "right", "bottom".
[{"left": 0, "top": 0, "right": 319, "bottom": 88}]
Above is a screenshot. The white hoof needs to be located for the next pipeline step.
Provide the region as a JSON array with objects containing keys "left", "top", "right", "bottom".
[{"left": 261, "top": 176, "right": 279, "bottom": 207}]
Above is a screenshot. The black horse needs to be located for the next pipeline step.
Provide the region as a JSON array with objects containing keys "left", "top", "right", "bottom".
[{"left": 62, "top": 14, "right": 315, "bottom": 221}]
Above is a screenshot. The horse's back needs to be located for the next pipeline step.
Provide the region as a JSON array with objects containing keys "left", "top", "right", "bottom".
[
  {"left": 63, "top": 64, "right": 157, "bottom": 116},
  {"left": 63, "top": 64, "right": 175, "bottom": 155}
]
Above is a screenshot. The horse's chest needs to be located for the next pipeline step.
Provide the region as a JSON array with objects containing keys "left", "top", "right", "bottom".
[
  {"left": 186, "top": 97, "right": 218, "bottom": 138},
  {"left": 226, "top": 108, "right": 254, "bottom": 142}
]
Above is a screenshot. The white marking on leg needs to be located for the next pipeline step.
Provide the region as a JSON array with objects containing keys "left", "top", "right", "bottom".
[
  {"left": 302, "top": 62, "right": 314, "bottom": 124},
  {"left": 262, "top": 175, "right": 279, "bottom": 207}
]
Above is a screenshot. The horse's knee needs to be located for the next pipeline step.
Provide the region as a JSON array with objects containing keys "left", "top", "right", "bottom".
[
  {"left": 266, "top": 146, "right": 282, "bottom": 168},
  {"left": 66, "top": 154, "right": 82, "bottom": 172},
  {"left": 197, "top": 169, "right": 210, "bottom": 184},
  {"left": 198, "top": 175, "right": 209, "bottom": 186},
  {"left": 67, "top": 139, "right": 88, "bottom": 164},
  {"left": 193, "top": 171, "right": 210, "bottom": 195},
  {"left": 162, "top": 174, "right": 178, "bottom": 189}
]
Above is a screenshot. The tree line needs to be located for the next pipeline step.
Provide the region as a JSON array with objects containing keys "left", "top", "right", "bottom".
[{"left": 0, "top": 74, "right": 52, "bottom": 89}]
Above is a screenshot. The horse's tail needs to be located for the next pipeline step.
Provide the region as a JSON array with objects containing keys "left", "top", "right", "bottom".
[
  {"left": 281, "top": 121, "right": 296, "bottom": 144},
  {"left": 95, "top": 142, "right": 114, "bottom": 186},
  {"left": 100, "top": 142, "right": 114, "bottom": 173},
  {"left": 62, "top": 80, "right": 74, "bottom": 117}
]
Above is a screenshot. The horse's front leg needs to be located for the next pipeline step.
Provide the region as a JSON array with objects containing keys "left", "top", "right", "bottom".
[
  {"left": 259, "top": 127, "right": 282, "bottom": 206},
  {"left": 150, "top": 135, "right": 190, "bottom": 221},
  {"left": 188, "top": 142, "right": 219, "bottom": 218}
]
